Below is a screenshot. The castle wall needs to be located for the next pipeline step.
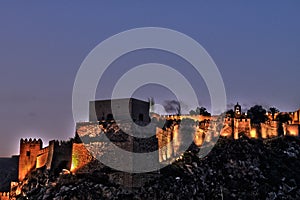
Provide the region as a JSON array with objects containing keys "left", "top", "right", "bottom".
[
  {"left": 233, "top": 118, "right": 251, "bottom": 139},
  {"left": 261, "top": 121, "right": 279, "bottom": 138},
  {"left": 9, "top": 182, "right": 20, "bottom": 200},
  {"left": 131, "top": 98, "right": 150, "bottom": 122},
  {"left": 194, "top": 128, "right": 206, "bottom": 146},
  {"left": 292, "top": 109, "right": 300, "bottom": 124},
  {"left": 220, "top": 126, "right": 232, "bottom": 137},
  {"left": 36, "top": 140, "right": 73, "bottom": 172},
  {"left": 45, "top": 141, "right": 55, "bottom": 170},
  {"left": 156, "top": 123, "right": 205, "bottom": 163},
  {"left": 36, "top": 147, "right": 49, "bottom": 169},
  {"left": 5, "top": 109, "right": 300, "bottom": 199},
  {"left": 76, "top": 120, "right": 161, "bottom": 172},
  {"left": 221, "top": 118, "right": 233, "bottom": 137},
  {"left": 284, "top": 124, "right": 300, "bottom": 136},
  {"left": 18, "top": 138, "right": 42, "bottom": 181},
  {"left": 70, "top": 143, "right": 93, "bottom": 173},
  {"left": 50, "top": 141, "right": 73, "bottom": 172},
  {"left": 163, "top": 115, "right": 253, "bottom": 139},
  {"left": 249, "top": 128, "right": 258, "bottom": 138},
  {"left": 156, "top": 127, "right": 174, "bottom": 163},
  {"left": 89, "top": 98, "right": 150, "bottom": 122},
  {"left": 0, "top": 192, "right": 9, "bottom": 200},
  {"left": 163, "top": 114, "right": 214, "bottom": 122}
]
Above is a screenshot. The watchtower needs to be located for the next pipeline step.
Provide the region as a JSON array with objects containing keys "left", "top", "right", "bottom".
[{"left": 18, "top": 138, "right": 42, "bottom": 181}]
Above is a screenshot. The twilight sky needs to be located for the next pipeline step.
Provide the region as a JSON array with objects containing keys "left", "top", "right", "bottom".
[{"left": 0, "top": 1, "right": 300, "bottom": 156}]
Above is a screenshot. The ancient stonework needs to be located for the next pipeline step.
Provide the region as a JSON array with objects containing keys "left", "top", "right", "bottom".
[
  {"left": 89, "top": 98, "right": 150, "bottom": 122},
  {"left": 0, "top": 192, "right": 9, "bottom": 200},
  {"left": 70, "top": 143, "right": 93, "bottom": 173},
  {"left": 2, "top": 101, "right": 300, "bottom": 199},
  {"left": 18, "top": 138, "right": 43, "bottom": 181}
]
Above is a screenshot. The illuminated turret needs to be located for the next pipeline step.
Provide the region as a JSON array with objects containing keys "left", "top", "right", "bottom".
[
  {"left": 18, "top": 138, "right": 43, "bottom": 181},
  {"left": 234, "top": 102, "right": 241, "bottom": 115}
]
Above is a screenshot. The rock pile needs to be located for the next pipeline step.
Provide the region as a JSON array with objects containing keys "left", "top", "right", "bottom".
[{"left": 16, "top": 136, "right": 300, "bottom": 200}]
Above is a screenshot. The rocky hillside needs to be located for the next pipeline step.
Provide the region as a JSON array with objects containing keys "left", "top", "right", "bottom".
[
  {"left": 15, "top": 136, "right": 300, "bottom": 200},
  {"left": 0, "top": 156, "right": 18, "bottom": 191}
]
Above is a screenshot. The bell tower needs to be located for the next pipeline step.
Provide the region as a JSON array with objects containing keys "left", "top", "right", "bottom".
[{"left": 234, "top": 102, "right": 241, "bottom": 116}]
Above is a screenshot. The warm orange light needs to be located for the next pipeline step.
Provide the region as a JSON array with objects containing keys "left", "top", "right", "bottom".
[
  {"left": 250, "top": 129, "right": 257, "bottom": 138},
  {"left": 194, "top": 131, "right": 203, "bottom": 146},
  {"left": 70, "top": 153, "right": 79, "bottom": 172},
  {"left": 290, "top": 131, "right": 298, "bottom": 136}
]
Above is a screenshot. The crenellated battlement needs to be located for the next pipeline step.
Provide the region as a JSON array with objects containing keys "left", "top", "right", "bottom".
[
  {"left": 4, "top": 102, "right": 299, "bottom": 199},
  {"left": 20, "top": 138, "right": 42, "bottom": 145},
  {"left": 0, "top": 192, "right": 9, "bottom": 200},
  {"left": 37, "top": 147, "right": 49, "bottom": 155},
  {"left": 0, "top": 192, "right": 9, "bottom": 196},
  {"left": 234, "top": 118, "right": 250, "bottom": 122},
  {"left": 18, "top": 138, "right": 43, "bottom": 181},
  {"left": 49, "top": 140, "right": 72, "bottom": 147}
]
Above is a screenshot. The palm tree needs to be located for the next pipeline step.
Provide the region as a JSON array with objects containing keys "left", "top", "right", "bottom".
[{"left": 269, "top": 107, "right": 279, "bottom": 121}]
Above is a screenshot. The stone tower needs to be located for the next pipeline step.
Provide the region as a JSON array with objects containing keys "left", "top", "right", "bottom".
[
  {"left": 234, "top": 102, "right": 241, "bottom": 115},
  {"left": 18, "top": 138, "right": 42, "bottom": 181},
  {"left": 89, "top": 98, "right": 150, "bottom": 122}
]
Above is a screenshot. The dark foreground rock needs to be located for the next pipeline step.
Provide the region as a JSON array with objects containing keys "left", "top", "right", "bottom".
[{"left": 16, "top": 136, "right": 300, "bottom": 200}]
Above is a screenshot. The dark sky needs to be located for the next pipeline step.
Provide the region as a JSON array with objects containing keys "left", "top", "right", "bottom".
[{"left": 0, "top": 1, "right": 300, "bottom": 156}]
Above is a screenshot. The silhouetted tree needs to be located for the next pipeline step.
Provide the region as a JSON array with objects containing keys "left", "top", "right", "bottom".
[
  {"left": 189, "top": 107, "right": 211, "bottom": 116},
  {"left": 276, "top": 113, "right": 292, "bottom": 136},
  {"left": 226, "top": 109, "right": 235, "bottom": 118},
  {"left": 276, "top": 113, "right": 291, "bottom": 124},
  {"left": 269, "top": 107, "right": 280, "bottom": 121},
  {"left": 199, "top": 107, "right": 211, "bottom": 116},
  {"left": 247, "top": 105, "right": 268, "bottom": 125}
]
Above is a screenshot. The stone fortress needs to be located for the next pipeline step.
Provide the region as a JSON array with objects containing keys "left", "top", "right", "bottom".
[
  {"left": 89, "top": 98, "right": 150, "bottom": 122},
  {"left": 1, "top": 98, "right": 300, "bottom": 200}
]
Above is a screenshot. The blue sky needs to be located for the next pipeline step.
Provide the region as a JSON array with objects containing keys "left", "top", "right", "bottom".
[{"left": 0, "top": 1, "right": 299, "bottom": 156}]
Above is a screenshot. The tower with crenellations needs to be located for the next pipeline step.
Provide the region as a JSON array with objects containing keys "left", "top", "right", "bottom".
[{"left": 18, "top": 138, "right": 42, "bottom": 181}]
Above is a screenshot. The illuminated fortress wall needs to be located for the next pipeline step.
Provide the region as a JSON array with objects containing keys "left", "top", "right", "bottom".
[
  {"left": 35, "top": 140, "right": 72, "bottom": 172},
  {"left": 221, "top": 118, "right": 233, "bottom": 137},
  {"left": 10, "top": 105, "right": 300, "bottom": 198},
  {"left": 284, "top": 124, "right": 300, "bottom": 137},
  {"left": 36, "top": 147, "right": 49, "bottom": 169},
  {"left": 156, "top": 120, "right": 222, "bottom": 163},
  {"left": 0, "top": 192, "right": 9, "bottom": 200},
  {"left": 49, "top": 141, "right": 73, "bottom": 172},
  {"left": 261, "top": 121, "right": 279, "bottom": 138},
  {"left": 292, "top": 109, "right": 300, "bottom": 124},
  {"left": 233, "top": 118, "right": 251, "bottom": 139},
  {"left": 70, "top": 143, "right": 93, "bottom": 173},
  {"left": 18, "top": 138, "right": 42, "bottom": 181},
  {"left": 156, "top": 127, "right": 174, "bottom": 162},
  {"left": 75, "top": 121, "right": 159, "bottom": 172}
]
